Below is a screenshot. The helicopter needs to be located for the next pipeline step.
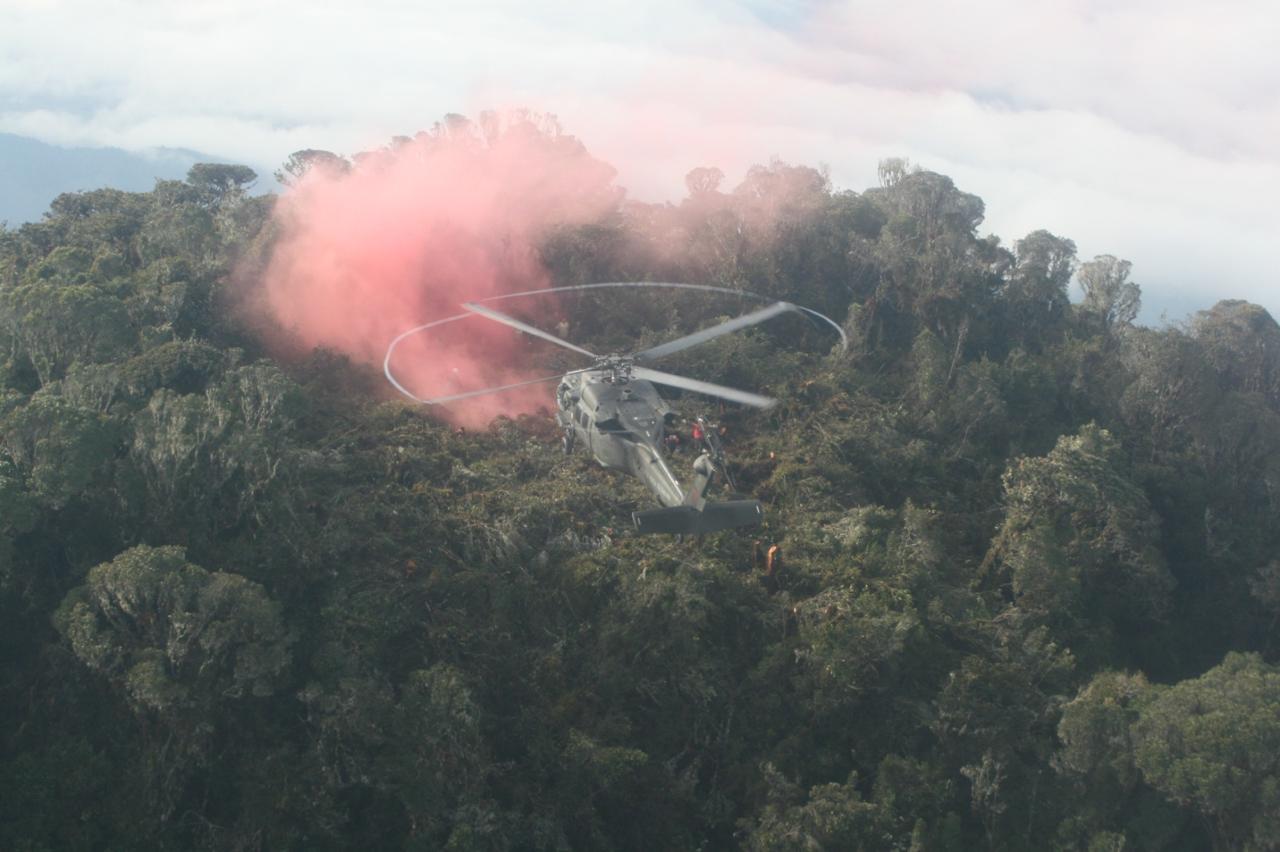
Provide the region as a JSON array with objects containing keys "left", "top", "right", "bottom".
[
  {"left": 452, "top": 299, "right": 799, "bottom": 535},
  {"left": 383, "top": 282, "right": 847, "bottom": 536}
]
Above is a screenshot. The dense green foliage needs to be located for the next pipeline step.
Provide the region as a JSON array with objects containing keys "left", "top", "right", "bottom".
[{"left": 3, "top": 135, "right": 1279, "bottom": 850}]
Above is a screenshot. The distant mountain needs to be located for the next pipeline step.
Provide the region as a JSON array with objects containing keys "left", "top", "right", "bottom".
[{"left": 0, "top": 133, "right": 264, "bottom": 225}]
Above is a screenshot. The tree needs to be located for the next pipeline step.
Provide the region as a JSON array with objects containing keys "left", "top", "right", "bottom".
[
  {"left": 1057, "top": 671, "right": 1148, "bottom": 790},
  {"left": 0, "top": 394, "right": 120, "bottom": 510},
  {"left": 986, "top": 424, "right": 1174, "bottom": 648},
  {"left": 1054, "top": 670, "right": 1196, "bottom": 850},
  {"left": 733, "top": 160, "right": 829, "bottom": 209},
  {"left": 42, "top": 189, "right": 151, "bottom": 257},
  {"left": 1002, "top": 230, "right": 1076, "bottom": 347},
  {"left": 0, "top": 452, "right": 36, "bottom": 587},
  {"left": 275, "top": 149, "right": 352, "bottom": 185},
  {"left": 866, "top": 170, "right": 1004, "bottom": 353},
  {"left": 53, "top": 545, "right": 291, "bottom": 826},
  {"left": 1133, "top": 652, "right": 1280, "bottom": 850},
  {"left": 1118, "top": 326, "right": 1220, "bottom": 458},
  {"left": 1078, "top": 255, "right": 1140, "bottom": 332},
  {"left": 1191, "top": 300, "right": 1280, "bottom": 410},
  {"left": 137, "top": 187, "right": 218, "bottom": 269},
  {"left": 0, "top": 275, "right": 134, "bottom": 385},
  {"left": 299, "top": 644, "right": 503, "bottom": 848},
  {"left": 127, "top": 363, "right": 301, "bottom": 541},
  {"left": 685, "top": 166, "right": 725, "bottom": 197},
  {"left": 792, "top": 584, "right": 920, "bottom": 714},
  {"left": 743, "top": 769, "right": 885, "bottom": 850},
  {"left": 934, "top": 615, "right": 1077, "bottom": 845},
  {"left": 185, "top": 163, "right": 257, "bottom": 208},
  {"left": 54, "top": 544, "right": 290, "bottom": 713},
  {"left": 877, "top": 157, "right": 914, "bottom": 188}
]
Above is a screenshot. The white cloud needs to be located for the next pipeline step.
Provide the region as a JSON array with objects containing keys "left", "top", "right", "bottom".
[{"left": 1, "top": 0, "right": 1276, "bottom": 321}]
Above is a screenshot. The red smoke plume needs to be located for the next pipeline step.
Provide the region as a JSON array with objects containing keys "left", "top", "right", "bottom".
[{"left": 256, "top": 112, "right": 621, "bottom": 426}]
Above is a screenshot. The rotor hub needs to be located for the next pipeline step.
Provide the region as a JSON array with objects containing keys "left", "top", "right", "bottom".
[{"left": 596, "top": 354, "right": 634, "bottom": 383}]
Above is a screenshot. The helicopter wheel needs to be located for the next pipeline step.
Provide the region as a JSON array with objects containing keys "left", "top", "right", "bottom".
[{"left": 562, "top": 430, "right": 575, "bottom": 455}]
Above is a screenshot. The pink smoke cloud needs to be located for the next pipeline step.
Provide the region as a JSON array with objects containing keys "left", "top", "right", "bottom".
[{"left": 255, "top": 112, "right": 621, "bottom": 426}]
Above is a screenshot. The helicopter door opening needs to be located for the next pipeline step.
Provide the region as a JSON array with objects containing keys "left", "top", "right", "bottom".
[{"left": 594, "top": 416, "right": 626, "bottom": 434}]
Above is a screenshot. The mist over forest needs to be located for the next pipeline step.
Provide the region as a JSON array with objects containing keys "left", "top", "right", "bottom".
[{"left": 2, "top": 114, "right": 1279, "bottom": 851}]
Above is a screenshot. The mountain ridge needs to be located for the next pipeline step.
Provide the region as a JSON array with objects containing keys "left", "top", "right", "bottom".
[{"left": 0, "top": 132, "right": 258, "bottom": 225}]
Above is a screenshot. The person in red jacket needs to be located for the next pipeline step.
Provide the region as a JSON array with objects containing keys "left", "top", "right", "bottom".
[{"left": 664, "top": 431, "right": 682, "bottom": 455}]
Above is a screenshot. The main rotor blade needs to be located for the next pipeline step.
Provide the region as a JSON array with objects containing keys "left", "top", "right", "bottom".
[
  {"left": 423, "top": 374, "right": 562, "bottom": 404},
  {"left": 631, "top": 366, "right": 776, "bottom": 409},
  {"left": 462, "top": 302, "right": 597, "bottom": 358},
  {"left": 633, "top": 301, "right": 796, "bottom": 362}
]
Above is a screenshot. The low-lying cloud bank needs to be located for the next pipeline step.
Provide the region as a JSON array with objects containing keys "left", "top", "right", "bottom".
[{"left": 3, "top": 1, "right": 1277, "bottom": 320}]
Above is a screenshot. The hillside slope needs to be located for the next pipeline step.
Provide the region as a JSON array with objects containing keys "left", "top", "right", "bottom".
[{"left": 2, "top": 124, "right": 1278, "bottom": 850}]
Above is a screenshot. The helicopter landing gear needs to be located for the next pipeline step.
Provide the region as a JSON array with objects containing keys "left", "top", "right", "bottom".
[{"left": 562, "top": 428, "right": 576, "bottom": 455}]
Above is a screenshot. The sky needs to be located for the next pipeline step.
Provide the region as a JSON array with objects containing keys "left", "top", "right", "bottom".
[{"left": 2, "top": 0, "right": 1277, "bottom": 322}]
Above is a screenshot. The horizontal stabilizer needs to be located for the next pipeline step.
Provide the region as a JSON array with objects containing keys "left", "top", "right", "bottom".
[{"left": 632, "top": 500, "right": 764, "bottom": 536}]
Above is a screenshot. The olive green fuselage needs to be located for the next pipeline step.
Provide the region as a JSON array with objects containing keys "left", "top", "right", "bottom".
[{"left": 555, "top": 370, "right": 687, "bottom": 507}]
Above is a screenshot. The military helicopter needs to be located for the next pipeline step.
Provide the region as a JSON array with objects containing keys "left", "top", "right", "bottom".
[{"left": 384, "top": 282, "right": 846, "bottom": 535}]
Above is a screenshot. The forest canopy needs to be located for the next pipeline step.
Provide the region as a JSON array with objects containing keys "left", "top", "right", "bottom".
[{"left": 2, "top": 115, "right": 1279, "bottom": 850}]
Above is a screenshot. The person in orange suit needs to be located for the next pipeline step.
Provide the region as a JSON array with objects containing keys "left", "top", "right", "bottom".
[{"left": 765, "top": 544, "right": 782, "bottom": 578}]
